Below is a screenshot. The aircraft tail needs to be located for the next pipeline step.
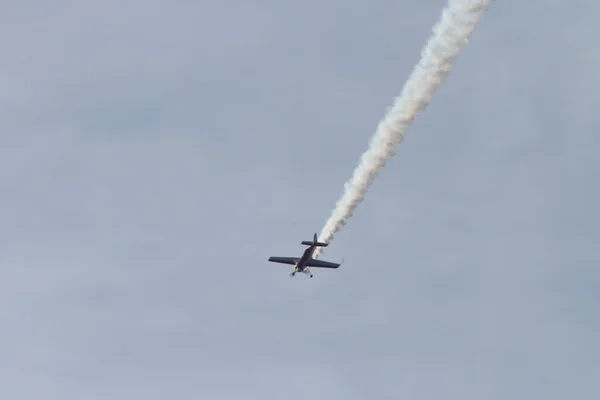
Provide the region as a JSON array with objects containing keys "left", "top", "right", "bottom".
[{"left": 301, "top": 233, "right": 328, "bottom": 247}]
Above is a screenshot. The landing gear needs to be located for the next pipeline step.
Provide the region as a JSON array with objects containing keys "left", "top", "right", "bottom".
[
  {"left": 290, "top": 270, "right": 313, "bottom": 277},
  {"left": 303, "top": 268, "right": 313, "bottom": 278},
  {"left": 290, "top": 267, "right": 313, "bottom": 278}
]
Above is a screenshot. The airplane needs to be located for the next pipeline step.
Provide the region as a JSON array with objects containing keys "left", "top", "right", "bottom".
[{"left": 268, "top": 233, "right": 342, "bottom": 278}]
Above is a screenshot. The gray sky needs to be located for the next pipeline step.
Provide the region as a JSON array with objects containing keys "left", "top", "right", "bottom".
[{"left": 1, "top": 0, "right": 598, "bottom": 399}]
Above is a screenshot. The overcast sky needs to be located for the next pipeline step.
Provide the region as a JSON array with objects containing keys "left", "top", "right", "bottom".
[{"left": 1, "top": 0, "right": 598, "bottom": 399}]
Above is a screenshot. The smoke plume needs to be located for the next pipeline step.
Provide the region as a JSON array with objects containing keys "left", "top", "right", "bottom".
[{"left": 314, "top": 0, "right": 489, "bottom": 259}]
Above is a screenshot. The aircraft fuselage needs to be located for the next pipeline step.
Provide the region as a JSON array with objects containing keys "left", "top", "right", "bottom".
[{"left": 294, "top": 246, "right": 315, "bottom": 272}]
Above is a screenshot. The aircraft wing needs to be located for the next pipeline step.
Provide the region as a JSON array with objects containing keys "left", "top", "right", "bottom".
[
  {"left": 306, "top": 259, "right": 341, "bottom": 269},
  {"left": 268, "top": 257, "right": 299, "bottom": 265}
]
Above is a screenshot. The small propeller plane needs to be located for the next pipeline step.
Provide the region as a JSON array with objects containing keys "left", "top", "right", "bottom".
[{"left": 268, "top": 233, "right": 342, "bottom": 278}]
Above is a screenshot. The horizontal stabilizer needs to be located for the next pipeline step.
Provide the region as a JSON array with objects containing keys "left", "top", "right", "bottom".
[
  {"left": 302, "top": 233, "right": 328, "bottom": 247},
  {"left": 300, "top": 240, "right": 328, "bottom": 247}
]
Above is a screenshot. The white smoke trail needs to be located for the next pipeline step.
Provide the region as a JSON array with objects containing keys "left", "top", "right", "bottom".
[{"left": 314, "top": 0, "right": 489, "bottom": 259}]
